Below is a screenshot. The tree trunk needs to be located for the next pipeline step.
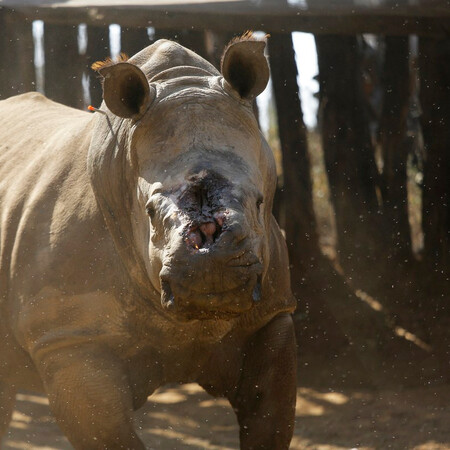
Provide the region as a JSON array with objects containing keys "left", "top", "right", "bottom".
[
  {"left": 419, "top": 38, "right": 450, "bottom": 271},
  {"left": 268, "top": 33, "right": 319, "bottom": 280},
  {"left": 315, "top": 35, "right": 381, "bottom": 267},
  {"left": 0, "top": 10, "right": 35, "bottom": 99},
  {"left": 85, "top": 26, "right": 110, "bottom": 108},
  {"left": 44, "top": 23, "right": 83, "bottom": 108},
  {"left": 379, "top": 36, "right": 412, "bottom": 261}
]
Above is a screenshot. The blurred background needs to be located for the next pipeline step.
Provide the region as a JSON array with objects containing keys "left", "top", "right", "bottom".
[{"left": 0, "top": 0, "right": 449, "bottom": 448}]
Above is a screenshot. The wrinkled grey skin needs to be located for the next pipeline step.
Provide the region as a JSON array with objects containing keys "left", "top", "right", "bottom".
[{"left": 0, "top": 39, "right": 297, "bottom": 449}]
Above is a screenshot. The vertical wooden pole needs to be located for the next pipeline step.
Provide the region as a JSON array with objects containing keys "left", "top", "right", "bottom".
[
  {"left": 315, "top": 35, "right": 381, "bottom": 267},
  {"left": 204, "top": 31, "right": 234, "bottom": 70},
  {"left": 85, "top": 25, "right": 110, "bottom": 108},
  {"left": 0, "top": 10, "right": 35, "bottom": 99},
  {"left": 177, "top": 29, "right": 208, "bottom": 59},
  {"left": 268, "top": 26, "right": 389, "bottom": 373},
  {"left": 44, "top": 23, "right": 83, "bottom": 108},
  {"left": 419, "top": 38, "right": 450, "bottom": 270},
  {"left": 268, "top": 33, "right": 319, "bottom": 277},
  {"left": 379, "top": 36, "right": 412, "bottom": 260},
  {"left": 121, "top": 26, "right": 150, "bottom": 58},
  {"left": 0, "top": 9, "right": 12, "bottom": 99},
  {"left": 154, "top": 28, "right": 208, "bottom": 60}
]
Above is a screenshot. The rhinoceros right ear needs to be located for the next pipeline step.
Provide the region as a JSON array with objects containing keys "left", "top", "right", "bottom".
[
  {"left": 95, "top": 62, "right": 152, "bottom": 119},
  {"left": 221, "top": 33, "right": 270, "bottom": 101}
]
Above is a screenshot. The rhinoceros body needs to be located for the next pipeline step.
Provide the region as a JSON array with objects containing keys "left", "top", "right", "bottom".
[{"left": 0, "top": 37, "right": 296, "bottom": 449}]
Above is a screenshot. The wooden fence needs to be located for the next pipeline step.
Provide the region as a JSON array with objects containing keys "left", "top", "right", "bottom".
[{"left": 0, "top": 0, "right": 449, "bottom": 290}]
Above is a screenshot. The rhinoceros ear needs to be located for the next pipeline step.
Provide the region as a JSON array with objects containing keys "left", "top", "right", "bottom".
[
  {"left": 96, "top": 62, "right": 152, "bottom": 119},
  {"left": 221, "top": 33, "right": 270, "bottom": 101}
]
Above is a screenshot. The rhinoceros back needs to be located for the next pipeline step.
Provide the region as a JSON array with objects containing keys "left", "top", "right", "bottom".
[{"left": 0, "top": 92, "right": 97, "bottom": 305}]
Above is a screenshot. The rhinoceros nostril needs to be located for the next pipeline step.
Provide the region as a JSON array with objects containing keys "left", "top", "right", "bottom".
[
  {"left": 213, "top": 211, "right": 226, "bottom": 227},
  {"left": 199, "top": 222, "right": 216, "bottom": 246},
  {"left": 186, "top": 228, "right": 202, "bottom": 249},
  {"left": 185, "top": 217, "right": 224, "bottom": 250}
]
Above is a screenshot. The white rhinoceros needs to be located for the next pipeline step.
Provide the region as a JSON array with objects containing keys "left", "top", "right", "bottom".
[{"left": 0, "top": 35, "right": 296, "bottom": 449}]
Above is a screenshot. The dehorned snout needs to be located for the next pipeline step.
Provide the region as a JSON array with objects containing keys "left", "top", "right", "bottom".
[
  {"left": 177, "top": 170, "right": 244, "bottom": 251},
  {"left": 185, "top": 211, "right": 226, "bottom": 249}
]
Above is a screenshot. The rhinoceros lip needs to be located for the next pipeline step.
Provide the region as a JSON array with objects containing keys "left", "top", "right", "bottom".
[{"left": 159, "top": 273, "right": 262, "bottom": 320}]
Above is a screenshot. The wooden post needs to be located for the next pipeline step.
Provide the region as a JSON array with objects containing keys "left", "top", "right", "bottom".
[
  {"left": 121, "top": 26, "right": 150, "bottom": 58},
  {"left": 177, "top": 29, "right": 208, "bottom": 59},
  {"left": 379, "top": 36, "right": 412, "bottom": 260},
  {"left": 419, "top": 37, "right": 450, "bottom": 270},
  {"left": 44, "top": 23, "right": 83, "bottom": 108},
  {"left": 315, "top": 35, "right": 381, "bottom": 267},
  {"left": 154, "top": 28, "right": 208, "bottom": 60},
  {"left": 268, "top": 33, "right": 319, "bottom": 278},
  {"left": 0, "top": 9, "right": 11, "bottom": 98},
  {"left": 268, "top": 28, "right": 401, "bottom": 378},
  {"left": 205, "top": 30, "right": 234, "bottom": 70},
  {"left": 85, "top": 25, "right": 110, "bottom": 108},
  {"left": 0, "top": 10, "right": 35, "bottom": 99}
]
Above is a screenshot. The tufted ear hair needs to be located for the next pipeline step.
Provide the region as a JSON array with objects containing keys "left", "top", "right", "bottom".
[
  {"left": 94, "top": 61, "right": 152, "bottom": 119},
  {"left": 221, "top": 32, "right": 270, "bottom": 101}
]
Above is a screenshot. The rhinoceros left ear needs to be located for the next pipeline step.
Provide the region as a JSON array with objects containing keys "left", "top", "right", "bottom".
[
  {"left": 96, "top": 62, "right": 152, "bottom": 119},
  {"left": 221, "top": 33, "right": 270, "bottom": 101}
]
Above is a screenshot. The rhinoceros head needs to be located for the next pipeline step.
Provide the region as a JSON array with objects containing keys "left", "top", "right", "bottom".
[{"left": 88, "top": 35, "right": 278, "bottom": 321}]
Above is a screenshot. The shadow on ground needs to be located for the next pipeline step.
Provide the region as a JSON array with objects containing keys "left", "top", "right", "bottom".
[{"left": 3, "top": 381, "right": 450, "bottom": 449}]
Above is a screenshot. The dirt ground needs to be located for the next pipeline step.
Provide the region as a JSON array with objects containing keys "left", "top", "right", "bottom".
[{"left": 3, "top": 381, "right": 449, "bottom": 450}]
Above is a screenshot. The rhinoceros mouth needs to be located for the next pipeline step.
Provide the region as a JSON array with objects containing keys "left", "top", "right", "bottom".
[{"left": 159, "top": 271, "right": 262, "bottom": 321}]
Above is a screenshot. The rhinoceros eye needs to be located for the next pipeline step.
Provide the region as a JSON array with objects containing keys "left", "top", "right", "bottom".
[
  {"left": 256, "top": 196, "right": 263, "bottom": 211},
  {"left": 146, "top": 204, "right": 156, "bottom": 220}
]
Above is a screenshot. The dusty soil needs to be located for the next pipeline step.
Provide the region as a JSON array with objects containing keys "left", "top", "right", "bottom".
[{"left": 3, "top": 382, "right": 449, "bottom": 450}]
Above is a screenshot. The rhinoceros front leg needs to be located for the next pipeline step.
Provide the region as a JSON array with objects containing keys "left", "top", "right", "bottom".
[
  {"left": 34, "top": 345, "right": 145, "bottom": 450},
  {"left": 230, "top": 313, "right": 297, "bottom": 450}
]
